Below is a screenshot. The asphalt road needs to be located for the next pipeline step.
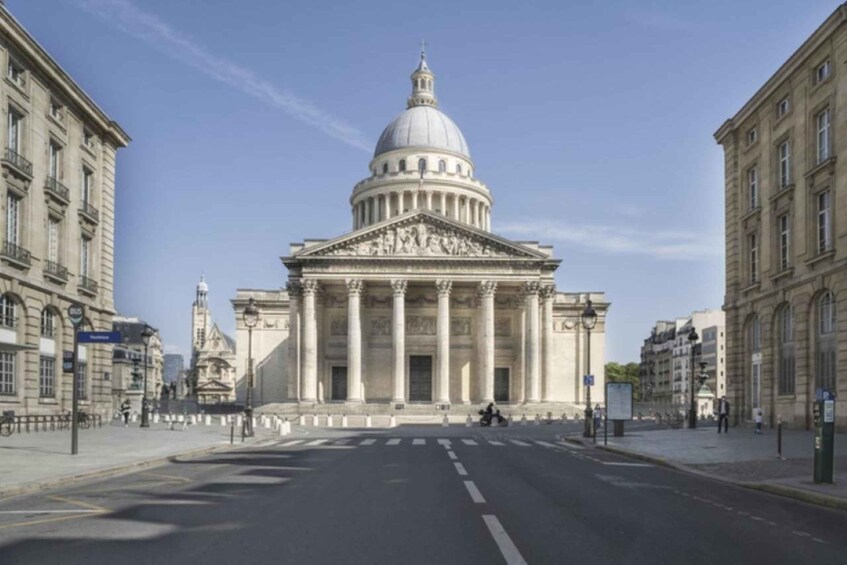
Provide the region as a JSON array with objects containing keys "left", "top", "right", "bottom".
[{"left": 0, "top": 425, "right": 844, "bottom": 565}]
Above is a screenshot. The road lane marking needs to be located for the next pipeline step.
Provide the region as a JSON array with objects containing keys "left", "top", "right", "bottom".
[
  {"left": 281, "top": 440, "right": 304, "bottom": 447},
  {"left": 510, "top": 440, "right": 531, "bottom": 447},
  {"left": 535, "top": 441, "right": 558, "bottom": 448},
  {"left": 488, "top": 440, "right": 504, "bottom": 446},
  {"left": 360, "top": 439, "right": 377, "bottom": 445},
  {"left": 482, "top": 515, "right": 528, "bottom": 565},
  {"left": 46, "top": 495, "right": 109, "bottom": 513},
  {"left": 0, "top": 510, "right": 101, "bottom": 514},
  {"left": 437, "top": 439, "right": 451, "bottom": 446},
  {"left": 142, "top": 472, "right": 192, "bottom": 483},
  {"left": 334, "top": 439, "right": 351, "bottom": 445},
  {"left": 454, "top": 462, "right": 468, "bottom": 476},
  {"left": 447, "top": 451, "right": 458, "bottom": 460},
  {"left": 558, "top": 441, "right": 584, "bottom": 449},
  {"left": 463, "top": 481, "right": 486, "bottom": 503},
  {"left": 305, "top": 439, "right": 328, "bottom": 446},
  {"left": 386, "top": 439, "right": 401, "bottom": 445},
  {"left": 462, "top": 439, "right": 478, "bottom": 446},
  {"left": 602, "top": 462, "right": 653, "bottom": 467},
  {"left": 413, "top": 439, "right": 426, "bottom": 445},
  {"left": 0, "top": 513, "right": 100, "bottom": 531}
]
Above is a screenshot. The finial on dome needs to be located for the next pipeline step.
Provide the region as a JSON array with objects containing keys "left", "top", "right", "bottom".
[{"left": 408, "top": 45, "right": 436, "bottom": 108}]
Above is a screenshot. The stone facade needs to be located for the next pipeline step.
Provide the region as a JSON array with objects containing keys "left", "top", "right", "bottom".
[
  {"left": 231, "top": 53, "right": 607, "bottom": 410},
  {"left": 715, "top": 5, "right": 847, "bottom": 428},
  {"left": 189, "top": 276, "right": 236, "bottom": 404},
  {"left": 0, "top": 6, "right": 129, "bottom": 417},
  {"left": 111, "top": 316, "right": 163, "bottom": 414}
]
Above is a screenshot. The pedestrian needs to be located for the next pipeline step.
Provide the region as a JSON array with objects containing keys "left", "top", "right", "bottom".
[
  {"left": 120, "top": 398, "right": 131, "bottom": 427},
  {"left": 754, "top": 409, "right": 763, "bottom": 435},
  {"left": 593, "top": 403, "right": 602, "bottom": 436},
  {"left": 717, "top": 396, "right": 730, "bottom": 433}
]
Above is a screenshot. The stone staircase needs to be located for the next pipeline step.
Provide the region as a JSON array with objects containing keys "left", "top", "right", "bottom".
[{"left": 256, "top": 401, "right": 585, "bottom": 420}]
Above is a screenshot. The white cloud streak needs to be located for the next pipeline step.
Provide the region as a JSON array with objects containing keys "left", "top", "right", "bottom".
[
  {"left": 77, "top": 0, "right": 371, "bottom": 151},
  {"left": 500, "top": 220, "right": 722, "bottom": 261}
]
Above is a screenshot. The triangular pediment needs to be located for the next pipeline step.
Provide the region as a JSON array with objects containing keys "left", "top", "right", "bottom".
[
  {"left": 294, "top": 211, "right": 547, "bottom": 260},
  {"left": 195, "top": 379, "right": 232, "bottom": 392},
  {"left": 201, "top": 324, "right": 235, "bottom": 354}
]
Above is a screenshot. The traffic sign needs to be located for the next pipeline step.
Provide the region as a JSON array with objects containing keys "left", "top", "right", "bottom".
[
  {"left": 67, "top": 303, "right": 85, "bottom": 328},
  {"left": 78, "top": 331, "right": 121, "bottom": 344},
  {"left": 62, "top": 351, "right": 74, "bottom": 374},
  {"left": 583, "top": 374, "right": 594, "bottom": 387}
]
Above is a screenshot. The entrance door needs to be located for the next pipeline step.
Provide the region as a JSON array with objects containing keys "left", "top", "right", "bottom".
[
  {"left": 331, "top": 366, "right": 348, "bottom": 401},
  {"left": 494, "top": 368, "right": 510, "bottom": 402},
  {"left": 409, "top": 356, "right": 433, "bottom": 402}
]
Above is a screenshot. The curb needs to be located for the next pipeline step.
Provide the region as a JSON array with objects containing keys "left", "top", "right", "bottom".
[
  {"left": 745, "top": 482, "right": 847, "bottom": 512},
  {"left": 0, "top": 435, "right": 281, "bottom": 501}
]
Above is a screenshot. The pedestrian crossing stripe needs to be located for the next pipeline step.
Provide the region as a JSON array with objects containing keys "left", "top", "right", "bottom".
[
  {"left": 386, "top": 439, "right": 401, "bottom": 445},
  {"left": 510, "top": 440, "right": 531, "bottom": 446},
  {"left": 412, "top": 439, "right": 425, "bottom": 445},
  {"left": 462, "top": 439, "right": 478, "bottom": 446},
  {"left": 283, "top": 438, "right": 579, "bottom": 448},
  {"left": 360, "top": 439, "right": 377, "bottom": 445}
]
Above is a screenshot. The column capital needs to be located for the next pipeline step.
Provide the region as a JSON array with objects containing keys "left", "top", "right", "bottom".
[
  {"left": 391, "top": 279, "right": 408, "bottom": 296},
  {"left": 522, "top": 281, "right": 541, "bottom": 296},
  {"left": 435, "top": 279, "right": 453, "bottom": 296},
  {"left": 477, "top": 280, "right": 497, "bottom": 297},
  {"left": 345, "top": 279, "right": 365, "bottom": 296},
  {"left": 301, "top": 279, "right": 320, "bottom": 296},
  {"left": 540, "top": 283, "right": 556, "bottom": 301},
  {"left": 286, "top": 280, "right": 302, "bottom": 298}
]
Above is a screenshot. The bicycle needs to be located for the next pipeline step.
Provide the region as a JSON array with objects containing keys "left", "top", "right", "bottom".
[
  {"left": 0, "top": 410, "right": 15, "bottom": 437},
  {"left": 63, "top": 410, "right": 91, "bottom": 429}
]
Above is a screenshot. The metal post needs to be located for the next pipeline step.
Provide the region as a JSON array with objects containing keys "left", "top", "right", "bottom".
[
  {"left": 71, "top": 326, "right": 79, "bottom": 455},
  {"left": 245, "top": 325, "right": 254, "bottom": 437},
  {"left": 583, "top": 327, "right": 593, "bottom": 437},
  {"left": 141, "top": 341, "right": 150, "bottom": 428},
  {"left": 689, "top": 342, "right": 696, "bottom": 429},
  {"left": 777, "top": 416, "right": 783, "bottom": 459}
]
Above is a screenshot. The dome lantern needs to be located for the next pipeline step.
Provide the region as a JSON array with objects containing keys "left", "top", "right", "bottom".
[{"left": 407, "top": 44, "right": 437, "bottom": 109}]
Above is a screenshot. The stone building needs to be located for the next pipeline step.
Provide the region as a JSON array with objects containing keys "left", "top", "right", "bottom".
[
  {"left": 232, "top": 53, "right": 608, "bottom": 411},
  {"left": 715, "top": 5, "right": 847, "bottom": 428},
  {"left": 111, "top": 316, "right": 163, "bottom": 414},
  {"left": 0, "top": 5, "right": 129, "bottom": 417},
  {"left": 190, "top": 276, "right": 236, "bottom": 405},
  {"left": 670, "top": 310, "right": 725, "bottom": 407}
]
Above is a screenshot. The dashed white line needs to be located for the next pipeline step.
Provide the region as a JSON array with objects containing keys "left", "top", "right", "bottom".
[
  {"left": 482, "top": 515, "right": 528, "bottom": 565},
  {"left": 461, "top": 439, "right": 478, "bottom": 446},
  {"left": 360, "top": 439, "right": 376, "bottom": 445},
  {"left": 281, "top": 440, "right": 304, "bottom": 447},
  {"left": 510, "top": 440, "right": 531, "bottom": 447},
  {"left": 602, "top": 462, "right": 653, "bottom": 467},
  {"left": 386, "top": 439, "right": 401, "bottom": 446},
  {"left": 437, "top": 439, "right": 451, "bottom": 446},
  {"left": 447, "top": 451, "right": 458, "bottom": 460},
  {"left": 488, "top": 440, "right": 505, "bottom": 446},
  {"left": 454, "top": 462, "right": 468, "bottom": 476},
  {"left": 464, "top": 481, "right": 486, "bottom": 503},
  {"left": 334, "top": 439, "right": 351, "bottom": 445},
  {"left": 413, "top": 439, "right": 426, "bottom": 446},
  {"left": 305, "top": 439, "right": 327, "bottom": 446}
]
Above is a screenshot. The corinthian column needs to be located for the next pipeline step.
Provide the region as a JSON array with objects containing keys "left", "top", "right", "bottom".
[
  {"left": 479, "top": 281, "right": 497, "bottom": 403},
  {"left": 391, "top": 279, "right": 407, "bottom": 403},
  {"left": 541, "top": 284, "right": 556, "bottom": 402},
  {"left": 524, "top": 281, "right": 541, "bottom": 403},
  {"left": 286, "top": 281, "right": 302, "bottom": 401},
  {"left": 436, "top": 280, "right": 452, "bottom": 404},
  {"left": 301, "top": 279, "right": 319, "bottom": 402},
  {"left": 346, "top": 279, "right": 365, "bottom": 402}
]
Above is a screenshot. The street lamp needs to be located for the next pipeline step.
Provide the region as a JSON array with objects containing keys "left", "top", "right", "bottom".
[
  {"left": 243, "top": 297, "right": 259, "bottom": 438},
  {"left": 140, "top": 325, "right": 156, "bottom": 428},
  {"left": 687, "top": 326, "right": 698, "bottom": 429},
  {"left": 582, "top": 299, "right": 597, "bottom": 438}
]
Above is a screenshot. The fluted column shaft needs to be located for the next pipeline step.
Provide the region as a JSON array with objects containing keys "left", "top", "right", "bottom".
[
  {"left": 524, "top": 281, "right": 541, "bottom": 403},
  {"left": 541, "top": 284, "right": 556, "bottom": 402},
  {"left": 436, "top": 280, "right": 452, "bottom": 404},
  {"left": 301, "top": 280, "right": 319, "bottom": 402},
  {"left": 346, "top": 279, "right": 364, "bottom": 402},
  {"left": 440, "top": 192, "right": 446, "bottom": 215},
  {"left": 286, "top": 282, "right": 301, "bottom": 400},
  {"left": 479, "top": 281, "right": 497, "bottom": 403},
  {"left": 392, "top": 280, "right": 407, "bottom": 403}
]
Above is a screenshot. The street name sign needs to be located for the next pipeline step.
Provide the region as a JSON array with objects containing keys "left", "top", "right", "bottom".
[
  {"left": 78, "top": 331, "right": 122, "bottom": 344},
  {"left": 606, "top": 382, "right": 633, "bottom": 420},
  {"left": 583, "top": 374, "right": 594, "bottom": 387}
]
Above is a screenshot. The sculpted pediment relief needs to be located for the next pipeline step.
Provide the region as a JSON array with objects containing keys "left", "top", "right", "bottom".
[{"left": 296, "top": 212, "right": 543, "bottom": 260}]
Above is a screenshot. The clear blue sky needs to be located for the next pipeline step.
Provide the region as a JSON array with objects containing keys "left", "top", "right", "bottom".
[{"left": 9, "top": 0, "right": 841, "bottom": 363}]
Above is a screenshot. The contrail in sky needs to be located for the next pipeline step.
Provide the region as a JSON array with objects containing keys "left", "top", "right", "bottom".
[{"left": 77, "top": 0, "right": 371, "bottom": 152}]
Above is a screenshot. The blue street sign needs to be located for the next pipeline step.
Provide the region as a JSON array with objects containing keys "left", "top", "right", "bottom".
[
  {"left": 62, "top": 350, "right": 74, "bottom": 374},
  {"left": 78, "top": 331, "right": 122, "bottom": 344},
  {"left": 583, "top": 374, "right": 594, "bottom": 386}
]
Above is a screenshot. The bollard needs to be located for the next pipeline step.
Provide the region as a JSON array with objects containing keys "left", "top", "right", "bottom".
[
  {"left": 220, "top": 416, "right": 227, "bottom": 426},
  {"left": 442, "top": 414, "right": 449, "bottom": 427},
  {"left": 131, "top": 413, "right": 138, "bottom": 423},
  {"left": 508, "top": 414, "right": 514, "bottom": 425},
  {"left": 342, "top": 415, "right": 348, "bottom": 428},
  {"left": 520, "top": 414, "right": 527, "bottom": 426},
  {"left": 153, "top": 414, "right": 160, "bottom": 424},
  {"left": 236, "top": 415, "right": 243, "bottom": 429},
  {"left": 177, "top": 414, "right": 185, "bottom": 423},
  {"left": 279, "top": 420, "right": 291, "bottom": 436},
  {"left": 389, "top": 414, "right": 396, "bottom": 427},
  {"left": 312, "top": 414, "right": 319, "bottom": 426},
  {"left": 535, "top": 414, "right": 541, "bottom": 426},
  {"left": 777, "top": 416, "right": 783, "bottom": 460},
  {"left": 252, "top": 417, "right": 257, "bottom": 430},
  {"left": 365, "top": 415, "right": 372, "bottom": 428},
  {"left": 466, "top": 414, "right": 472, "bottom": 428},
  {"left": 298, "top": 415, "right": 306, "bottom": 426},
  {"left": 230, "top": 419, "right": 234, "bottom": 444},
  {"left": 264, "top": 418, "right": 272, "bottom": 429},
  {"left": 327, "top": 415, "right": 334, "bottom": 427},
  {"left": 206, "top": 415, "right": 212, "bottom": 426}
]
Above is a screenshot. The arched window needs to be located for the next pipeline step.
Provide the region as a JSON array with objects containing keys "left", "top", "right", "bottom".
[
  {"left": 399, "top": 159, "right": 406, "bottom": 172},
  {"left": 382, "top": 162, "right": 388, "bottom": 174},
  {"left": 418, "top": 158, "right": 426, "bottom": 172},
  {"left": 438, "top": 160, "right": 446, "bottom": 172},
  {"left": 777, "top": 304, "right": 795, "bottom": 395},
  {"left": 40, "top": 308, "right": 55, "bottom": 338},
  {"left": 456, "top": 164, "right": 462, "bottom": 175},
  {"left": 818, "top": 292, "right": 837, "bottom": 391},
  {"left": 0, "top": 294, "right": 16, "bottom": 329}
]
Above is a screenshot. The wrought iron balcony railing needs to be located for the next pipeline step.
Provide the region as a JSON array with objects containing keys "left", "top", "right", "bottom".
[
  {"left": 3, "top": 148, "right": 32, "bottom": 176},
  {"left": 44, "top": 177, "right": 70, "bottom": 202},
  {"left": 79, "top": 275, "right": 99, "bottom": 294},
  {"left": 79, "top": 201, "right": 99, "bottom": 223},
  {"left": 1, "top": 240, "right": 31, "bottom": 266},
  {"left": 44, "top": 260, "right": 68, "bottom": 281}
]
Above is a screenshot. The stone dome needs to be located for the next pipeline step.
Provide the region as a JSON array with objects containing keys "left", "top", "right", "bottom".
[{"left": 374, "top": 105, "right": 470, "bottom": 159}]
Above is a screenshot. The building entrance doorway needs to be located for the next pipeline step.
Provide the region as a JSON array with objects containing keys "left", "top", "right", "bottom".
[
  {"left": 494, "top": 368, "right": 510, "bottom": 402},
  {"left": 331, "top": 366, "right": 347, "bottom": 401},
  {"left": 409, "top": 355, "right": 433, "bottom": 402}
]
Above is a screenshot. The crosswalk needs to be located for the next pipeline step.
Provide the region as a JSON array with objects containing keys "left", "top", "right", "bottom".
[{"left": 279, "top": 438, "right": 583, "bottom": 449}]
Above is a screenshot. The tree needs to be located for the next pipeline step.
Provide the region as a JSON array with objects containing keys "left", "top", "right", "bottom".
[{"left": 605, "top": 362, "right": 642, "bottom": 400}]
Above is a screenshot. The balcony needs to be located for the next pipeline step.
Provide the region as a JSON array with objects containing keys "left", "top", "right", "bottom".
[
  {"left": 1, "top": 240, "right": 31, "bottom": 268},
  {"left": 44, "top": 177, "right": 70, "bottom": 204},
  {"left": 43, "top": 260, "right": 68, "bottom": 283},
  {"left": 78, "top": 201, "right": 100, "bottom": 224},
  {"left": 2, "top": 148, "right": 32, "bottom": 179},
  {"left": 79, "top": 275, "right": 99, "bottom": 296}
]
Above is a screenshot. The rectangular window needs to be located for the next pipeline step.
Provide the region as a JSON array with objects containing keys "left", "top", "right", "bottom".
[
  {"left": 40, "top": 309, "right": 54, "bottom": 338},
  {"left": 6, "top": 60, "right": 24, "bottom": 88},
  {"left": 816, "top": 60, "right": 832, "bottom": 84},
  {"left": 39, "top": 356, "right": 55, "bottom": 398},
  {"left": 0, "top": 351, "right": 15, "bottom": 395},
  {"left": 817, "top": 108, "right": 830, "bottom": 163},
  {"left": 7, "top": 108, "right": 21, "bottom": 153},
  {"left": 76, "top": 361, "right": 87, "bottom": 400},
  {"left": 778, "top": 140, "right": 791, "bottom": 188},
  {"left": 748, "top": 167, "right": 758, "bottom": 209},
  {"left": 80, "top": 237, "right": 90, "bottom": 277},
  {"left": 6, "top": 193, "right": 20, "bottom": 246},
  {"left": 82, "top": 129, "right": 95, "bottom": 149},
  {"left": 81, "top": 167, "right": 92, "bottom": 204},
  {"left": 778, "top": 214, "right": 790, "bottom": 270},
  {"left": 778, "top": 97, "right": 790, "bottom": 117},
  {"left": 47, "top": 218, "right": 59, "bottom": 263},
  {"left": 747, "top": 128, "right": 757, "bottom": 145},
  {"left": 49, "top": 99, "right": 62, "bottom": 121},
  {"left": 818, "top": 190, "right": 832, "bottom": 253},
  {"left": 49, "top": 143, "right": 61, "bottom": 179},
  {"left": 749, "top": 233, "right": 759, "bottom": 284}
]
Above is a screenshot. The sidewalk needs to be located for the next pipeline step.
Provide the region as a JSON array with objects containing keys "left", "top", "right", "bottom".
[
  {"left": 573, "top": 426, "right": 847, "bottom": 510},
  {"left": 0, "top": 420, "right": 277, "bottom": 498}
]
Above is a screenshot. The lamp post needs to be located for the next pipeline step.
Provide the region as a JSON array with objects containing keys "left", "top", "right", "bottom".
[
  {"left": 243, "top": 297, "right": 259, "bottom": 438},
  {"left": 582, "top": 299, "right": 597, "bottom": 438},
  {"left": 140, "top": 325, "right": 156, "bottom": 428},
  {"left": 687, "top": 327, "right": 698, "bottom": 429}
]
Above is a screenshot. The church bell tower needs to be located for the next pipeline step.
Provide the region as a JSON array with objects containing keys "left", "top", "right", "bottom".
[{"left": 191, "top": 274, "right": 210, "bottom": 353}]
